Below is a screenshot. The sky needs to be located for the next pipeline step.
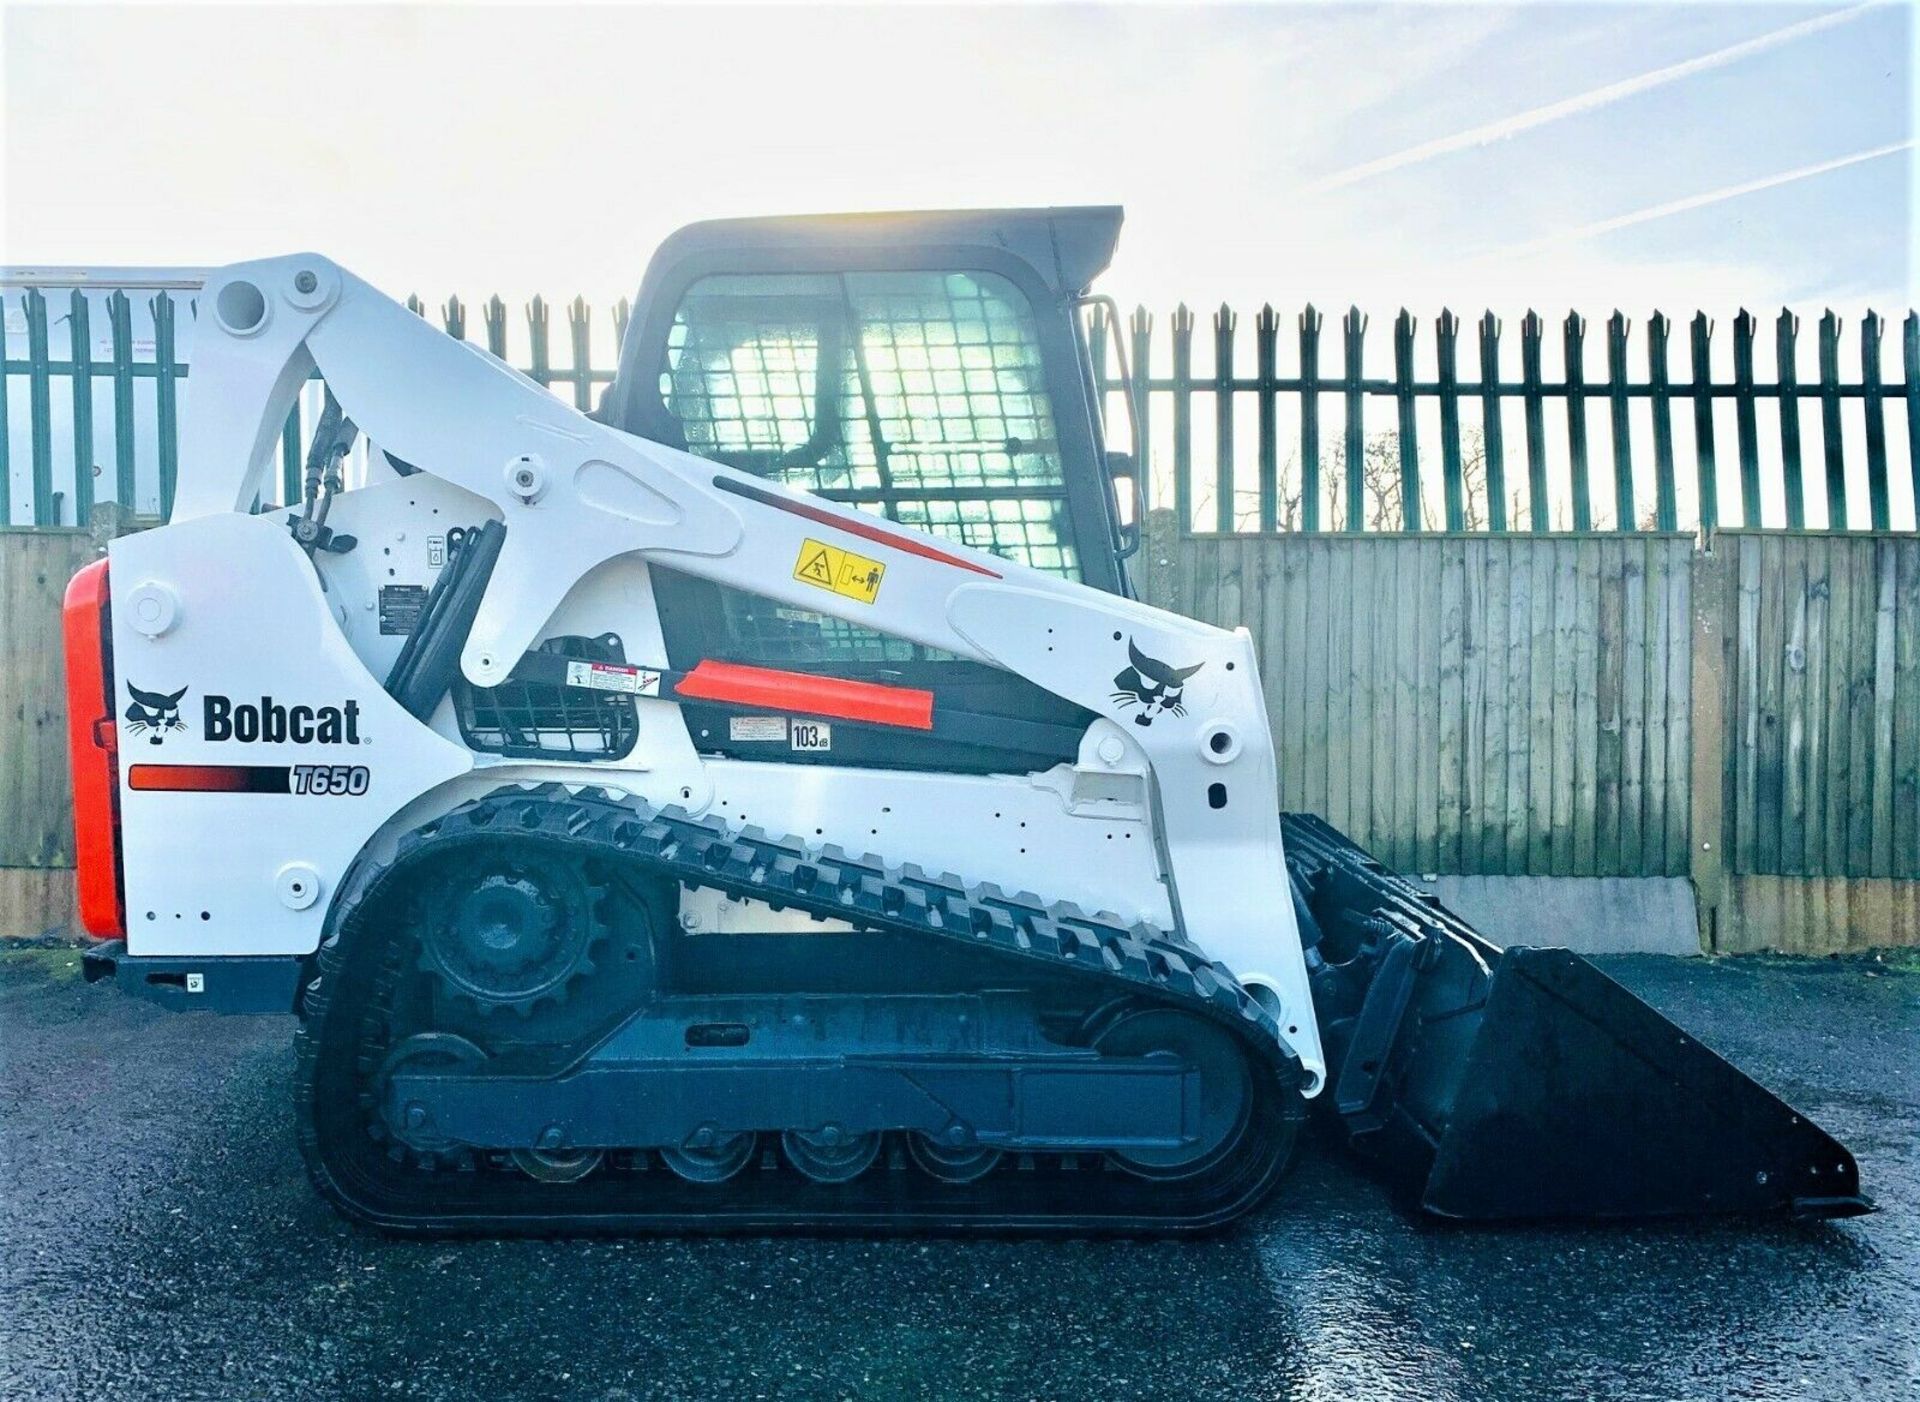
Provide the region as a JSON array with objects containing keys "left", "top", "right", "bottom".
[{"left": 3, "top": 1, "right": 1914, "bottom": 321}]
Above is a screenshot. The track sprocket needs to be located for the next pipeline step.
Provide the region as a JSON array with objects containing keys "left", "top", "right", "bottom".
[{"left": 412, "top": 851, "right": 608, "bottom": 1018}]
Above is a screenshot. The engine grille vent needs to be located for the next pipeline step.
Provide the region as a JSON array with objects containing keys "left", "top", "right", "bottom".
[{"left": 453, "top": 634, "right": 639, "bottom": 762}]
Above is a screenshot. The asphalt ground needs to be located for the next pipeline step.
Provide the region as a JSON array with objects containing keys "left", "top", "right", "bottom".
[{"left": 1, "top": 948, "right": 1914, "bottom": 1402}]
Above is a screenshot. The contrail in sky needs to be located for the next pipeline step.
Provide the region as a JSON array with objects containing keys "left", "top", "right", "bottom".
[
  {"left": 1493, "top": 140, "right": 1915, "bottom": 258},
  {"left": 1304, "top": 3, "right": 1879, "bottom": 194}
]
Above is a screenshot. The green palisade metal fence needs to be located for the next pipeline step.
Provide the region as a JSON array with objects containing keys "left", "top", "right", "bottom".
[
  {"left": 1085, "top": 302, "right": 1919, "bottom": 536},
  {"left": 3, "top": 283, "right": 1916, "bottom": 534},
  {"left": 1, "top": 284, "right": 631, "bottom": 527}
]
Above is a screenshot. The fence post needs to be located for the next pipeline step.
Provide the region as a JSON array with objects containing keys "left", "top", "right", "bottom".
[
  {"left": 1436, "top": 310, "right": 1464, "bottom": 532},
  {"left": 527, "top": 296, "right": 552, "bottom": 388},
  {"left": 1732, "top": 310, "right": 1761, "bottom": 526},
  {"left": 1171, "top": 304, "right": 1193, "bottom": 532},
  {"left": 443, "top": 295, "right": 467, "bottom": 341},
  {"left": 1256, "top": 305, "right": 1279, "bottom": 532},
  {"left": 1394, "top": 309, "right": 1421, "bottom": 530},
  {"left": 569, "top": 295, "right": 595, "bottom": 412},
  {"left": 614, "top": 297, "right": 631, "bottom": 356},
  {"left": 0, "top": 297, "right": 9, "bottom": 522},
  {"left": 1818, "top": 310, "right": 1846, "bottom": 528},
  {"left": 1130, "top": 306, "right": 1153, "bottom": 514},
  {"left": 86, "top": 499, "right": 138, "bottom": 547},
  {"left": 107, "top": 291, "right": 136, "bottom": 514},
  {"left": 1086, "top": 305, "right": 1115, "bottom": 516},
  {"left": 1905, "top": 312, "right": 1920, "bottom": 523},
  {"left": 1689, "top": 312, "right": 1717, "bottom": 533},
  {"left": 1342, "top": 306, "right": 1367, "bottom": 532},
  {"left": 1648, "top": 312, "right": 1679, "bottom": 532},
  {"left": 1689, "top": 538, "right": 1734, "bottom": 952},
  {"left": 1478, "top": 312, "right": 1507, "bottom": 532},
  {"left": 1298, "top": 305, "right": 1320, "bottom": 533},
  {"left": 152, "top": 292, "right": 179, "bottom": 521},
  {"left": 67, "top": 291, "right": 95, "bottom": 523},
  {"left": 1861, "top": 312, "right": 1889, "bottom": 530},
  {"left": 1606, "top": 311, "right": 1634, "bottom": 530},
  {"left": 1776, "top": 310, "right": 1805, "bottom": 529},
  {"left": 1212, "top": 305, "right": 1235, "bottom": 533},
  {"left": 24, "top": 290, "right": 55, "bottom": 525},
  {"left": 484, "top": 296, "right": 509, "bottom": 360},
  {"left": 1142, "top": 505, "right": 1181, "bottom": 614},
  {"left": 1521, "top": 310, "right": 1548, "bottom": 531},
  {"left": 1564, "top": 311, "right": 1591, "bottom": 532}
]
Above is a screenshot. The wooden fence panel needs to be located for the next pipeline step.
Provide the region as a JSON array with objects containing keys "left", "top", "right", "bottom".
[
  {"left": 1143, "top": 527, "right": 1695, "bottom": 877},
  {"left": 2, "top": 520, "right": 1913, "bottom": 949},
  {"left": 0, "top": 529, "right": 98, "bottom": 867},
  {"left": 1712, "top": 532, "right": 1920, "bottom": 884},
  {"left": 1146, "top": 523, "right": 1920, "bottom": 911}
]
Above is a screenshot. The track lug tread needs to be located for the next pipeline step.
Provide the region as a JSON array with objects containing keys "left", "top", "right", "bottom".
[{"left": 293, "top": 785, "right": 1305, "bottom": 1236}]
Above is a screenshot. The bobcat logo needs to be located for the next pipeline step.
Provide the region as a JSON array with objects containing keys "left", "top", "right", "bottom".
[
  {"left": 1110, "top": 640, "right": 1203, "bottom": 727},
  {"left": 124, "top": 683, "right": 188, "bottom": 745}
]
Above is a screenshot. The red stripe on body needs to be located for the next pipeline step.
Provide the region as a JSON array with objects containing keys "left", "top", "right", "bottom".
[
  {"left": 716, "top": 476, "right": 1003, "bottom": 578},
  {"left": 128, "top": 765, "right": 291, "bottom": 793}
]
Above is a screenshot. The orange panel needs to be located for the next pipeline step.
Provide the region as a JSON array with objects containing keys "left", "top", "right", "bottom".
[{"left": 677, "top": 660, "right": 935, "bottom": 731}]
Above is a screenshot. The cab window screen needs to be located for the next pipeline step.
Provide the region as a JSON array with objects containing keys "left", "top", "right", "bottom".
[{"left": 662, "top": 271, "right": 1079, "bottom": 579}]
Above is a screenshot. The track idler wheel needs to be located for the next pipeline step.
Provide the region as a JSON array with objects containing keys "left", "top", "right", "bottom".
[
  {"left": 1093, "top": 1009, "right": 1253, "bottom": 1181},
  {"left": 378, "top": 1032, "right": 487, "bottom": 1162}
]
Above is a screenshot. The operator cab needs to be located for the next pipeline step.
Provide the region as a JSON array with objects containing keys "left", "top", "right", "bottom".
[{"left": 597, "top": 208, "right": 1141, "bottom": 773}]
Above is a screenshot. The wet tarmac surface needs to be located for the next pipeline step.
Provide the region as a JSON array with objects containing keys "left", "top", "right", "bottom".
[{"left": 1, "top": 949, "right": 1914, "bottom": 1401}]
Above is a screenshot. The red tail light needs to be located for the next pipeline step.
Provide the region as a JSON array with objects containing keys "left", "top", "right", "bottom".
[{"left": 62, "top": 559, "right": 124, "bottom": 938}]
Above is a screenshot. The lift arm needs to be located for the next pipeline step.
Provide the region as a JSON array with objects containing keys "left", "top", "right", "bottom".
[{"left": 168, "top": 254, "right": 1326, "bottom": 1093}]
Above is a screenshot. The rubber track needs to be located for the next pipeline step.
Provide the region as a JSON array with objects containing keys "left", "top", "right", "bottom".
[{"left": 293, "top": 782, "right": 1304, "bottom": 1235}]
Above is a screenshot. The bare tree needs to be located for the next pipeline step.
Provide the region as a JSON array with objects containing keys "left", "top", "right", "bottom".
[{"left": 1201, "top": 428, "right": 1529, "bottom": 533}]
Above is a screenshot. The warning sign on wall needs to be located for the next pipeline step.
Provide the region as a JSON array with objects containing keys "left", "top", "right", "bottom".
[{"left": 792, "top": 538, "right": 885, "bottom": 605}]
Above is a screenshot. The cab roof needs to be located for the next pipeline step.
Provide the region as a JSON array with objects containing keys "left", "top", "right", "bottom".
[{"left": 642, "top": 206, "right": 1124, "bottom": 299}]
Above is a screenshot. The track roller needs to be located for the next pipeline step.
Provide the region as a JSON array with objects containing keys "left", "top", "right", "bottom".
[
  {"left": 660, "top": 1133, "right": 757, "bottom": 1184},
  {"left": 782, "top": 1129, "right": 884, "bottom": 1184}
]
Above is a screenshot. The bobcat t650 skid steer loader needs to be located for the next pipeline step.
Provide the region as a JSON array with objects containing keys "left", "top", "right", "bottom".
[{"left": 67, "top": 208, "right": 1866, "bottom": 1232}]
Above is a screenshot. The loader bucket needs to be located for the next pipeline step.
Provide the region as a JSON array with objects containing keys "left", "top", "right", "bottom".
[{"left": 1282, "top": 815, "right": 1870, "bottom": 1222}]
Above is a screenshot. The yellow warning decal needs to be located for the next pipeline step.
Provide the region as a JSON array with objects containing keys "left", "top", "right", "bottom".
[{"left": 793, "top": 538, "right": 885, "bottom": 605}]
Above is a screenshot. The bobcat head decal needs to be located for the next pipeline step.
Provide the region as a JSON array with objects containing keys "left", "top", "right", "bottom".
[
  {"left": 1110, "top": 640, "right": 1203, "bottom": 727},
  {"left": 124, "top": 683, "right": 188, "bottom": 745}
]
